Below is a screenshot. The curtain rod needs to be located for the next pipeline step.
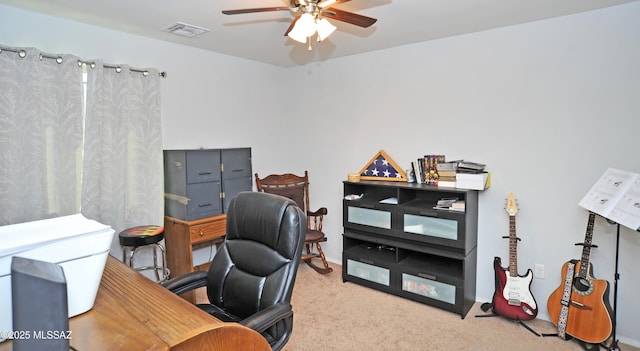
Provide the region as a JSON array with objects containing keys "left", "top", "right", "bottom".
[
  {"left": 0, "top": 46, "right": 167, "bottom": 78},
  {"left": 78, "top": 59, "right": 167, "bottom": 78}
]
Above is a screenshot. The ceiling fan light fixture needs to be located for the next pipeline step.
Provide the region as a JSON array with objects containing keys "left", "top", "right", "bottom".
[
  {"left": 288, "top": 13, "right": 317, "bottom": 43},
  {"left": 316, "top": 18, "right": 336, "bottom": 41},
  {"left": 288, "top": 13, "right": 336, "bottom": 45},
  {"left": 297, "top": 13, "right": 317, "bottom": 37},
  {"left": 287, "top": 27, "right": 309, "bottom": 43},
  {"left": 222, "top": 0, "right": 379, "bottom": 50}
]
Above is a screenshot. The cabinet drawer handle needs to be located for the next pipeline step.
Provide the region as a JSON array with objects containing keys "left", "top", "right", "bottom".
[
  {"left": 198, "top": 203, "right": 212, "bottom": 208},
  {"left": 418, "top": 273, "right": 436, "bottom": 280},
  {"left": 419, "top": 211, "right": 438, "bottom": 217},
  {"left": 198, "top": 171, "right": 212, "bottom": 175},
  {"left": 199, "top": 230, "right": 205, "bottom": 237},
  {"left": 360, "top": 204, "right": 375, "bottom": 209},
  {"left": 359, "top": 259, "right": 374, "bottom": 265},
  {"left": 232, "top": 168, "right": 244, "bottom": 172}
]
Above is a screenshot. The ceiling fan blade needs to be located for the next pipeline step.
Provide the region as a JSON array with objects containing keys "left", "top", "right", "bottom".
[
  {"left": 222, "top": 7, "right": 290, "bottom": 15},
  {"left": 318, "top": 0, "right": 351, "bottom": 9},
  {"left": 321, "top": 8, "right": 377, "bottom": 28},
  {"left": 284, "top": 14, "right": 301, "bottom": 36}
]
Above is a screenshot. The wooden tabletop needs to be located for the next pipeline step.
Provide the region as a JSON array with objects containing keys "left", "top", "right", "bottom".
[{"left": 0, "top": 255, "right": 270, "bottom": 351}]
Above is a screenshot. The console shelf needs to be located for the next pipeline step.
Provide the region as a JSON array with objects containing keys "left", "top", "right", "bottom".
[{"left": 342, "top": 180, "right": 478, "bottom": 318}]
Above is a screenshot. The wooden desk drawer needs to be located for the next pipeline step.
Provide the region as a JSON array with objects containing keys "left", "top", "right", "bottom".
[{"left": 190, "top": 220, "right": 226, "bottom": 244}]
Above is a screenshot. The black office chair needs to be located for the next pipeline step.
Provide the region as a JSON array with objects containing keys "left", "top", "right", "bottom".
[{"left": 162, "top": 191, "right": 306, "bottom": 351}]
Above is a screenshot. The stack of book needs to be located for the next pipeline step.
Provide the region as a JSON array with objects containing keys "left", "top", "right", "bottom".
[
  {"left": 433, "top": 197, "right": 459, "bottom": 210},
  {"left": 450, "top": 200, "right": 465, "bottom": 211},
  {"left": 455, "top": 161, "right": 490, "bottom": 190},
  {"left": 432, "top": 198, "right": 465, "bottom": 212},
  {"left": 436, "top": 160, "right": 461, "bottom": 187},
  {"left": 456, "top": 161, "right": 486, "bottom": 174},
  {"left": 411, "top": 158, "right": 490, "bottom": 190}
]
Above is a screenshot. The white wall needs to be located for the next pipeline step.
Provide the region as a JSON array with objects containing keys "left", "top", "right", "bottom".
[
  {"left": 2, "top": 2, "right": 639, "bottom": 346},
  {"left": 285, "top": 3, "right": 640, "bottom": 345}
]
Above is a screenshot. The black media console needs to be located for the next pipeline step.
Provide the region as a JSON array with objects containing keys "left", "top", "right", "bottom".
[{"left": 342, "top": 180, "right": 478, "bottom": 318}]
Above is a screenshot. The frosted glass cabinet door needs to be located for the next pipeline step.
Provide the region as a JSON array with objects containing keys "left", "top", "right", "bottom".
[
  {"left": 402, "top": 273, "right": 456, "bottom": 305},
  {"left": 347, "top": 259, "right": 390, "bottom": 286},
  {"left": 403, "top": 214, "right": 458, "bottom": 240},
  {"left": 347, "top": 207, "right": 391, "bottom": 229}
]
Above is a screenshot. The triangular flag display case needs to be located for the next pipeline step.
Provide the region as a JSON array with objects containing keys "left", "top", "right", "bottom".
[{"left": 358, "top": 150, "right": 407, "bottom": 182}]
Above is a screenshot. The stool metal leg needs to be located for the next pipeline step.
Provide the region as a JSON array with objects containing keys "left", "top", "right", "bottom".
[
  {"left": 152, "top": 244, "right": 160, "bottom": 282},
  {"left": 122, "top": 246, "right": 135, "bottom": 267},
  {"left": 127, "top": 243, "right": 169, "bottom": 283},
  {"left": 156, "top": 243, "right": 170, "bottom": 283},
  {"left": 129, "top": 247, "right": 137, "bottom": 269}
]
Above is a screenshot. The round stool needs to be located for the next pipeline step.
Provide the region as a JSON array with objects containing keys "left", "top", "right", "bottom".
[{"left": 119, "top": 225, "right": 170, "bottom": 283}]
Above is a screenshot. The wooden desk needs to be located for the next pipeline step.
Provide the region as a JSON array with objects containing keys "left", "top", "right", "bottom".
[
  {"left": 164, "top": 215, "right": 226, "bottom": 303},
  {"left": 0, "top": 256, "right": 270, "bottom": 351}
]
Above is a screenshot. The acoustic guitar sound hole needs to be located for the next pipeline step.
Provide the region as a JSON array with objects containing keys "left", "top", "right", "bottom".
[{"left": 573, "top": 277, "right": 594, "bottom": 295}]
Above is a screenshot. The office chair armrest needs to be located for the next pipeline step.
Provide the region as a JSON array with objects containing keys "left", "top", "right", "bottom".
[
  {"left": 161, "top": 270, "right": 208, "bottom": 295},
  {"left": 307, "top": 207, "right": 328, "bottom": 217},
  {"left": 240, "top": 303, "right": 293, "bottom": 333}
]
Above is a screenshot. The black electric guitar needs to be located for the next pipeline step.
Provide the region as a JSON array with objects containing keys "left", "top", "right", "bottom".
[
  {"left": 492, "top": 193, "right": 538, "bottom": 320},
  {"left": 547, "top": 211, "right": 613, "bottom": 344}
]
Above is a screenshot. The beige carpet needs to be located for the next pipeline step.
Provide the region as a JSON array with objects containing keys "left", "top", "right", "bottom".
[
  {"left": 285, "top": 263, "right": 637, "bottom": 351},
  {"left": 197, "top": 263, "right": 638, "bottom": 351}
]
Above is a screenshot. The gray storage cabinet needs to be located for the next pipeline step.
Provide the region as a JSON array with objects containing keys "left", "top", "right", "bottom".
[{"left": 164, "top": 148, "right": 252, "bottom": 220}]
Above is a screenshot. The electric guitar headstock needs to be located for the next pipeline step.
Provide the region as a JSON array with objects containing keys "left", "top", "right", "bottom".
[{"left": 505, "top": 193, "right": 519, "bottom": 217}]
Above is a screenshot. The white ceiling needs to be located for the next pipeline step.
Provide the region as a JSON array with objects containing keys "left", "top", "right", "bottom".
[{"left": 1, "top": 0, "right": 637, "bottom": 67}]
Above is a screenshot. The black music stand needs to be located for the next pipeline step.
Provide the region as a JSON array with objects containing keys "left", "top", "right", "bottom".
[
  {"left": 577, "top": 168, "right": 640, "bottom": 351},
  {"left": 603, "top": 220, "right": 621, "bottom": 351}
]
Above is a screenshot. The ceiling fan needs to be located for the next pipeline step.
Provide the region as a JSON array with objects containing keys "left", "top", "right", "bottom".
[{"left": 222, "top": 0, "right": 377, "bottom": 49}]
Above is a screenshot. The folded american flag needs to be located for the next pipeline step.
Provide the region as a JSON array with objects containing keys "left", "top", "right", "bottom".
[{"left": 359, "top": 150, "right": 406, "bottom": 182}]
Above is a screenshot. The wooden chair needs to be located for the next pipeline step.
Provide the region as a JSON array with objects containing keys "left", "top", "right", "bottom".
[{"left": 255, "top": 171, "right": 333, "bottom": 274}]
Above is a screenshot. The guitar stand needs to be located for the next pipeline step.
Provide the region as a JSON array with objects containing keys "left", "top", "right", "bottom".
[
  {"left": 539, "top": 251, "right": 604, "bottom": 351},
  {"left": 475, "top": 302, "right": 541, "bottom": 337},
  {"left": 541, "top": 333, "right": 603, "bottom": 351},
  {"left": 541, "top": 219, "right": 622, "bottom": 351}
]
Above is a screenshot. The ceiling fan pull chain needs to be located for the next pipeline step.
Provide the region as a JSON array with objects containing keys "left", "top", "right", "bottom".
[{"left": 307, "top": 36, "right": 313, "bottom": 51}]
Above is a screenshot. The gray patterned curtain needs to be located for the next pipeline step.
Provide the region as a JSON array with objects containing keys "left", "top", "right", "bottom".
[
  {"left": 0, "top": 46, "right": 163, "bottom": 263},
  {"left": 82, "top": 61, "right": 164, "bottom": 258},
  {"left": 0, "top": 47, "right": 83, "bottom": 224}
]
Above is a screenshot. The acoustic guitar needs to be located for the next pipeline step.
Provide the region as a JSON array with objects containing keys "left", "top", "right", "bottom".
[
  {"left": 547, "top": 211, "right": 613, "bottom": 344},
  {"left": 492, "top": 193, "right": 538, "bottom": 320}
]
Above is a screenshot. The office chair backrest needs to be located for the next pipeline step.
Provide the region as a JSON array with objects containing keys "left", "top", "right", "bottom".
[{"left": 206, "top": 191, "right": 306, "bottom": 319}]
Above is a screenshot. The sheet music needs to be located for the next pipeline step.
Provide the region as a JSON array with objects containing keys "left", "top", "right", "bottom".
[
  {"left": 607, "top": 177, "right": 640, "bottom": 231},
  {"left": 578, "top": 168, "right": 640, "bottom": 231}
]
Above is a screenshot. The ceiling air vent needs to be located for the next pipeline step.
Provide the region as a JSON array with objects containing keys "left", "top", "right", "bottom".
[{"left": 162, "top": 22, "right": 210, "bottom": 38}]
